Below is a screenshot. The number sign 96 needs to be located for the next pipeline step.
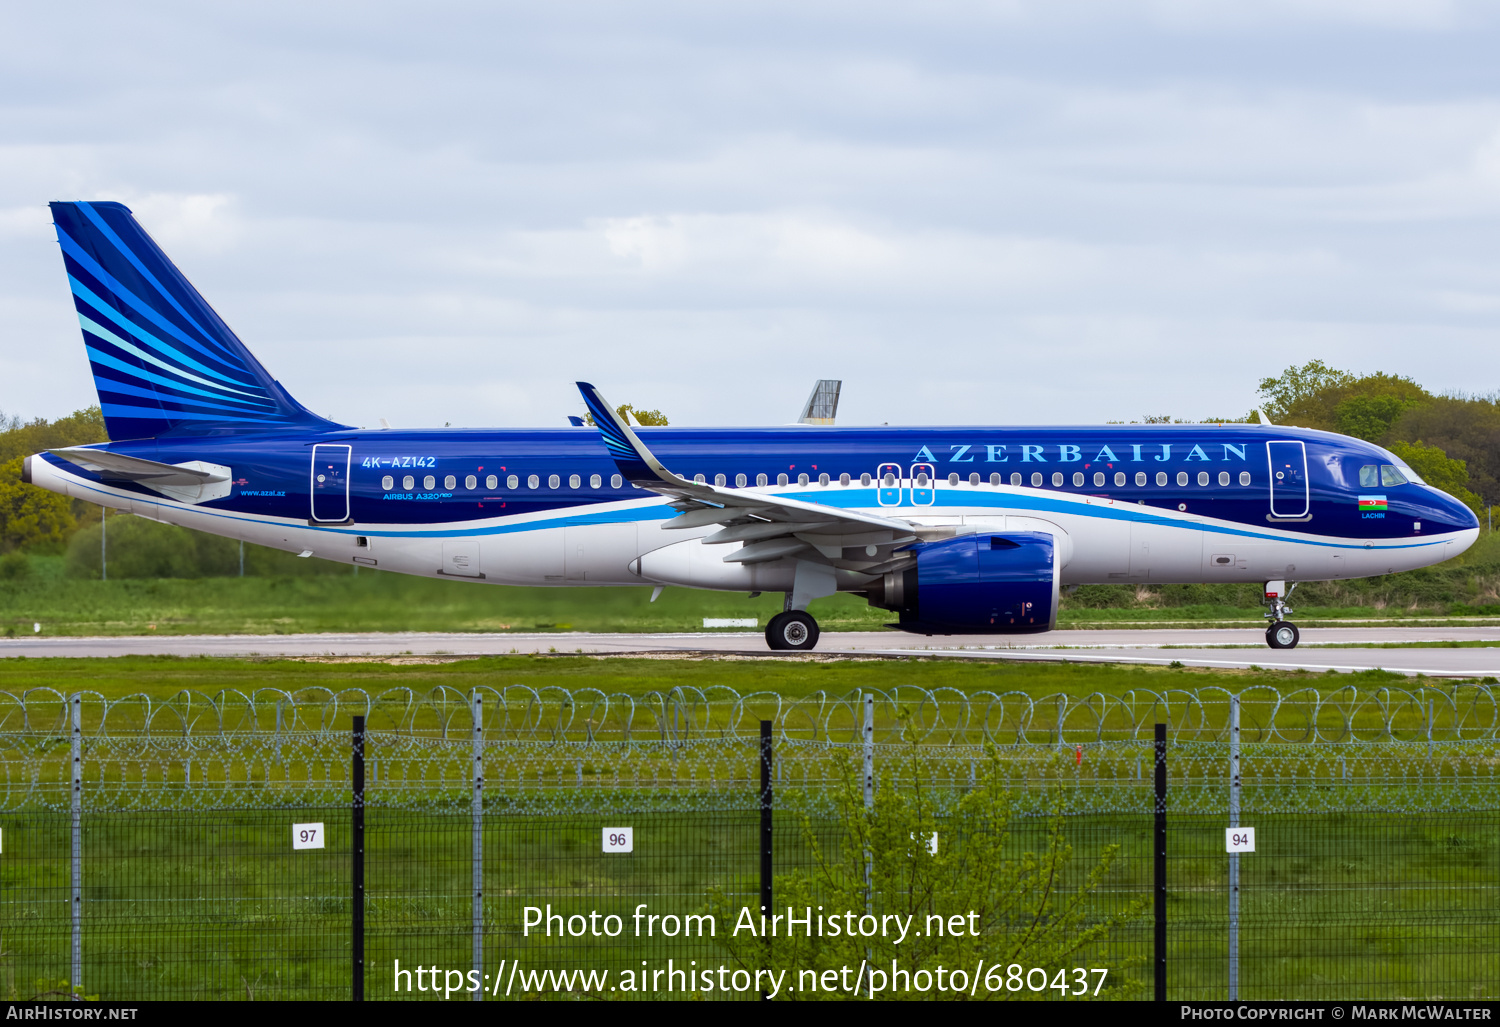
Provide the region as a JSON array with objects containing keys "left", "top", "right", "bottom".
[
  {"left": 1225, "top": 827, "right": 1256, "bottom": 853},
  {"left": 293, "top": 822, "right": 325, "bottom": 850},
  {"left": 602, "top": 827, "right": 634, "bottom": 854}
]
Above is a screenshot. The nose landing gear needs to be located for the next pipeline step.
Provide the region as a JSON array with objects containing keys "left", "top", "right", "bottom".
[
  {"left": 1266, "top": 621, "right": 1300, "bottom": 649},
  {"left": 765, "top": 611, "right": 820, "bottom": 651},
  {"left": 1262, "top": 580, "right": 1300, "bottom": 649}
]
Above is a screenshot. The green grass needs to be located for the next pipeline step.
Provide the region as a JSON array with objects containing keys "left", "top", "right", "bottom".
[{"left": 0, "top": 652, "right": 1422, "bottom": 704}]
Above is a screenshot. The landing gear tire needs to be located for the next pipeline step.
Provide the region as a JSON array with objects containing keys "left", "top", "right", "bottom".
[
  {"left": 1266, "top": 621, "right": 1300, "bottom": 650},
  {"left": 765, "top": 611, "right": 820, "bottom": 652}
]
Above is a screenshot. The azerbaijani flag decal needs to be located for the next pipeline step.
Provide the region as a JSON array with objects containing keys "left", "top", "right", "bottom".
[{"left": 1358, "top": 495, "right": 1388, "bottom": 512}]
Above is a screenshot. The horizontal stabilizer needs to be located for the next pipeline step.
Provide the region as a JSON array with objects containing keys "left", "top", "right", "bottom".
[{"left": 50, "top": 447, "right": 227, "bottom": 485}]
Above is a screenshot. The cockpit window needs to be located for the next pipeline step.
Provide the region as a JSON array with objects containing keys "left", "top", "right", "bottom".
[
  {"left": 1380, "top": 464, "right": 1408, "bottom": 487},
  {"left": 1359, "top": 464, "right": 1379, "bottom": 488}
]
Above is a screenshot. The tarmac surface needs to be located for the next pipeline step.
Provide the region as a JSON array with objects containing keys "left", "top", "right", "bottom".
[{"left": 4, "top": 626, "right": 1500, "bottom": 677}]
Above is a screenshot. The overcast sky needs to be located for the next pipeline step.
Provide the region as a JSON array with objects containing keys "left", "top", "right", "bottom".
[{"left": 2, "top": 1, "right": 1497, "bottom": 431}]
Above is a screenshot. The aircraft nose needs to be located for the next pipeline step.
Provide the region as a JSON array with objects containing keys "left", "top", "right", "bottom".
[{"left": 1437, "top": 488, "right": 1480, "bottom": 531}]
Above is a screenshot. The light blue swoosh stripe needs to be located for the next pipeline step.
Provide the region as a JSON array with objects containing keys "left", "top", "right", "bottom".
[
  {"left": 71, "top": 277, "right": 254, "bottom": 389},
  {"left": 78, "top": 314, "right": 266, "bottom": 401},
  {"left": 89, "top": 353, "right": 273, "bottom": 409},
  {"left": 58, "top": 231, "right": 245, "bottom": 371}
]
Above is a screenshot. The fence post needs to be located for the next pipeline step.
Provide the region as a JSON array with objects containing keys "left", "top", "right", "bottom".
[
  {"left": 863, "top": 693, "right": 874, "bottom": 999},
  {"left": 70, "top": 694, "right": 82, "bottom": 1002},
  {"left": 1228, "top": 697, "right": 1240, "bottom": 1001},
  {"left": 352, "top": 714, "right": 365, "bottom": 1002},
  {"left": 471, "top": 692, "right": 484, "bottom": 1002},
  {"left": 759, "top": 720, "right": 773, "bottom": 1001},
  {"left": 1154, "top": 721, "right": 1167, "bottom": 1003}
]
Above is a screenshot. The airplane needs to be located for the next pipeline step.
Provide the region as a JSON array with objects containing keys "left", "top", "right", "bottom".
[{"left": 22, "top": 201, "right": 1481, "bottom": 651}]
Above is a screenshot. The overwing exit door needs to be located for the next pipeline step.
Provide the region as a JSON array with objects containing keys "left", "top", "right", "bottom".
[
  {"left": 311, "top": 444, "right": 351, "bottom": 522},
  {"left": 1267, "top": 441, "right": 1309, "bottom": 518}
]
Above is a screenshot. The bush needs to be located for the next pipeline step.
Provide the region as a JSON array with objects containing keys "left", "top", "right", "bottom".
[{"left": 64, "top": 516, "right": 240, "bottom": 580}]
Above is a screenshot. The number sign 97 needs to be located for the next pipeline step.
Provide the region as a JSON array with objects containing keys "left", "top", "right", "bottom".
[
  {"left": 1225, "top": 827, "right": 1256, "bottom": 853},
  {"left": 293, "top": 822, "right": 325, "bottom": 850},
  {"left": 602, "top": 827, "right": 634, "bottom": 854}
]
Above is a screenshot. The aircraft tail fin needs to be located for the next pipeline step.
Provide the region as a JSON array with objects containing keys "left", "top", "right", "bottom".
[{"left": 48, "top": 201, "right": 339, "bottom": 440}]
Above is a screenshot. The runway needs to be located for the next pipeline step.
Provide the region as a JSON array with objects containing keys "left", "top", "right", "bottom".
[{"left": 4, "top": 626, "right": 1499, "bottom": 677}]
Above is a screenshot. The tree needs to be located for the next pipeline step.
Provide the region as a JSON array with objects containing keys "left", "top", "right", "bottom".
[
  {"left": 707, "top": 748, "right": 1144, "bottom": 1000},
  {"left": 581, "top": 403, "right": 669, "bottom": 427},
  {"left": 0, "top": 406, "right": 108, "bottom": 464},
  {"left": 0, "top": 456, "right": 76, "bottom": 554},
  {"left": 1254, "top": 361, "right": 1428, "bottom": 434}
]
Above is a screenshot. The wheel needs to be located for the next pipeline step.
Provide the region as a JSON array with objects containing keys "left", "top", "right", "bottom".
[
  {"left": 1266, "top": 621, "right": 1300, "bottom": 650},
  {"left": 765, "top": 611, "right": 820, "bottom": 651}
]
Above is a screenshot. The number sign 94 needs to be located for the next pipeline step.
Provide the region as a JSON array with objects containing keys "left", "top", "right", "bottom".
[
  {"left": 293, "top": 822, "right": 325, "bottom": 850},
  {"left": 1225, "top": 827, "right": 1256, "bottom": 853}
]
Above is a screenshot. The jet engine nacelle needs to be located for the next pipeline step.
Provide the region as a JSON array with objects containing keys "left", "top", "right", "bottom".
[{"left": 873, "top": 531, "right": 1059, "bottom": 635}]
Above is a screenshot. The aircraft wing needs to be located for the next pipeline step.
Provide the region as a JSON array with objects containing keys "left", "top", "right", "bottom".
[
  {"left": 577, "top": 382, "right": 918, "bottom": 570},
  {"left": 49, "top": 447, "right": 230, "bottom": 487}
]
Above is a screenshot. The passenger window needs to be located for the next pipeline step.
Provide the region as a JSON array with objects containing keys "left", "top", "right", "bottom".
[
  {"left": 778, "top": 473, "right": 790, "bottom": 486},
  {"left": 1135, "top": 472, "right": 1146, "bottom": 486},
  {"left": 1052, "top": 472, "right": 1063, "bottom": 487},
  {"left": 489, "top": 475, "right": 500, "bottom": 489},
  {"left": 1156, "top": 471, "right": 1167, "bottom": 486},
  {"left": 569, "top": 474, "right": 581, "bottom": 488},
  {"left": 1093, "top": 472, "right": 1104, "bottom": 487},
  {"left": 859, "top": 473, "right": 871, "bottom": 486},
  {"left": 548, "top": 474, "right": 560, "bottom": 489},
  {"left": 1072, "top": 472, "right": 1084, "bottom": 487},
  {"left": 947, "top": 473, "right": 959, "bottom": 486},
  {"left": 991, "top": 473, "right": 1002, "bottom": 486},
  {"left": 714, "top": 473, "right": 726, "bottom": 486},
  {"left": 590, "top": 473, "right": 601, "bottom": 488},
  {"left": 818, "top": 473, "right": 829, "bottom": 485},
  {"left": 611, "top": 474, "right": 622, "bottom": 488},
  {"left": 1197, "top": 471, "right": 1209, "bottom": 486},
  {"left": 381, "top": 475, "right": 394, "bottom": 490},
  {"left": 465, "top": 474, "right": 477, "bottom": 490},
  {"left": 1218, "top": 471, "right": 1229, "bottom": 486},
  {"left": 528, "top": 474, "right": 539, "bottom": 489},
  {"left": 798, "top": 473, "right": 810, "bottom": 485},
  {"left": 1381, "top": 464, "right": 1407, "bottom": 486},
  {"left": 694, "top": 473, "right": 706, "bottom": 483},
  {"left": 444, "top": 474, "right": 457, "bottom": 490},
  {"left": 969, "top": 472, "right": 980, "bottom": 486},
  {"left": 424, "top": 475, "right": 436, "bottom": 490},
  {"left": 1177, "top": 471, "right": 1188, "bottom": 486},
  {"left": 839, "top": 473, "right": 850, "bottom": 486},
  {"left": 1011, "top": 473, "right": 1022, "bottom": 486},
  {"left": 1359, "top": 464, "right": 1379, "bottom": 488},
  {"left": 757, "top": 473, "right": 769, "bottom": 486},
  {"left": 1239, "top": 471, "right": 1250, "bottom": 486},
  {"left": 1032, "top": 472, "right": 1043, "bottom": 487},
  {"left": 403, "top": 475, "right": 415, "bottom": 490},
  {"left": 1112, "top": 472, "right": 1124, "bottom": 487}
]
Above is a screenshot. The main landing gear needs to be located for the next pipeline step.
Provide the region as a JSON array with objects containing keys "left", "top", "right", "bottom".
[
  {"left": 765, "top": 610, "right": 820, "bottom": 652},
  {"left": 1262, "top": 580, "right": 1300, "bottom": 650}
]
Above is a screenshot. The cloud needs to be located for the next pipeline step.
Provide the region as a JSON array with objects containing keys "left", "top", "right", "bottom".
[{"left": 0, "top": 2, "right": 1498, "bottom": 431}]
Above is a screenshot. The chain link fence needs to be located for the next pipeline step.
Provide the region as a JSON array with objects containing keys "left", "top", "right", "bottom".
[{"left": 0, "top": 686, "right": 1495, "bottom": 1001}]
